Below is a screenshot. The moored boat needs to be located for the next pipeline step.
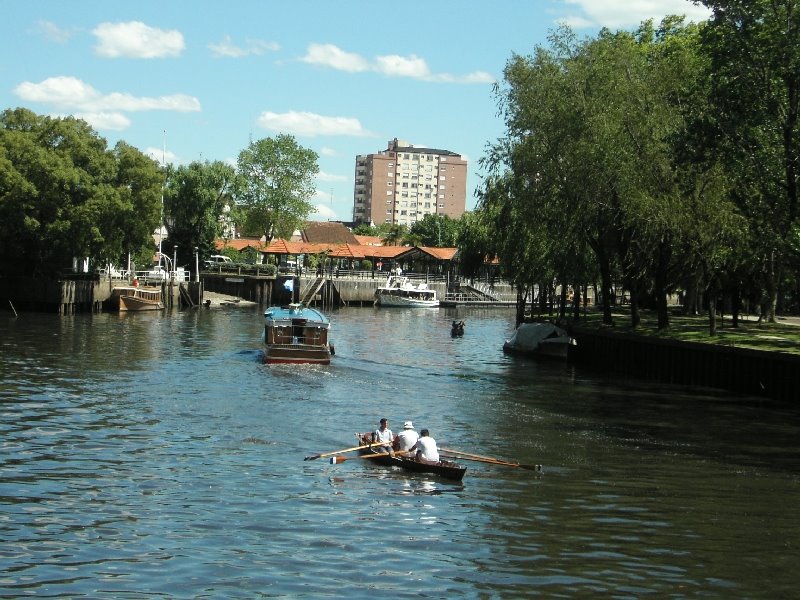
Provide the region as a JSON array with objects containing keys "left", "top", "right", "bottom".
[
  {"left": 503, "top": 322, "right": 576, "bottom": 360},
  {"left": 264, "top": 303, "right": 333, "bottom": 365},
  {"left": 374, "top": 275, "right": 439, "bottom": 308},
  {"left": 355, "top": 433, "right": 466, "bottom": 481},
  {"left": 113, "top": 286, "right": 164, "bottom": 311}
]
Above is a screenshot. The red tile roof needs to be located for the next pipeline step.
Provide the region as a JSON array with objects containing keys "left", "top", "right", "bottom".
[
  {"left": 354, "top": 235, "right": 383, "bottom": 246},
  {"left": 329, "top": 243, "right": 366, "bottom": 259}
]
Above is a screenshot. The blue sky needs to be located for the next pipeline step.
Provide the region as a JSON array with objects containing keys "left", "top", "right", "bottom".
[{"left": 3, "top": 1, "right": 710, "bottom": 223}]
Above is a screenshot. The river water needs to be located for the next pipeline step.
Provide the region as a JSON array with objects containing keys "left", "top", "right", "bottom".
[{"left": 1, "top": 305, "right": 798, "bottom": 598}]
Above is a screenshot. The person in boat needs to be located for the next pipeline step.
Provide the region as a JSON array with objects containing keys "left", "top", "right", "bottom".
[
  {"left": 412, "top": 428, "right": 439, "bottom": 463},
  {"left": 394, "top": 421, "right": 419, "bottom": 454},
  {"left": 371, "top": 418, "right": 393, "bottom": 449}
]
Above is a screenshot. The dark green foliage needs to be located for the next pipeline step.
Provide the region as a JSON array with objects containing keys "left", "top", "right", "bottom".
[{"left": 0, "top": 108, "right": 162, "bottom": 277}]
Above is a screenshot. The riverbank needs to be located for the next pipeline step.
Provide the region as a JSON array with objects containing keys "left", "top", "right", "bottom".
[
  {"left": 564, "top": 309, "right": 800, "bottom": 402},
  {"left": 562, "top": 308, "right": 800, "bottom": 356}
]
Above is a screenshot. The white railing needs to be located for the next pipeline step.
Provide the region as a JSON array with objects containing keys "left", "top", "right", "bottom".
[
  {"left": 317, "top": 269, "right": 447, "bottom": 283},
  {"left": 102, "top": 269, "right": 190, "bottom": 285}
]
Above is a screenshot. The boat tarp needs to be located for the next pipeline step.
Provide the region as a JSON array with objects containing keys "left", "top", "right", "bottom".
[{"left": 506, "top": 323, "right": 569, "bottom": 352}]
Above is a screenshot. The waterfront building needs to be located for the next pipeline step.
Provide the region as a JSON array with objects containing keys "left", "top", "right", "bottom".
[{"left": 353, "top": 138, "right": 467, "bottom": 227}]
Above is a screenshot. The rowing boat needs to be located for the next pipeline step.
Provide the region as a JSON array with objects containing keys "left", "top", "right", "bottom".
[{"left": 355, "top": 433, "right": 466, "bottom": 481}]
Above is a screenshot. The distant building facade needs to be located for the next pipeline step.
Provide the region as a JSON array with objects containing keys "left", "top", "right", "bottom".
[{"left": 353, "top": 138, "right": 467, "bottom": 227}]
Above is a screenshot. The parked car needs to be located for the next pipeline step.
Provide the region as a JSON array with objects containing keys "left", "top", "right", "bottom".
[
  {"left": 204, "top": 255, "right": 233, "bottom": 268},
  {"left": 142, "top": 265, "right": 167, "bottom": 284}
]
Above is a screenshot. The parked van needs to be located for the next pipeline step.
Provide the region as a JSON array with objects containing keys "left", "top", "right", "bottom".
[{"left": 204, "top": 255, "right": 233, "bottom": 268}]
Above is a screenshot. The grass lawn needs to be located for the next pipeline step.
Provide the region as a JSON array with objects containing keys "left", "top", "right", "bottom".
[{"left": 562, "top": 308, "right": 800, "bottom": 355}]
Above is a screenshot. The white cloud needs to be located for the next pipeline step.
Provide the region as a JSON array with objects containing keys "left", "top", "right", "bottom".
[
  {"left": 14, "top": 76, "right": 201, "bottom": 114},
  {"left": 209, "top": 35, "right": 280, "bottom": 58},
  {"left": 320, "top": 147, "right": 337, "bottom": 157},
  {"left": 144, "top": 147, "right": 180, "bottom": 165},
  {"left": 301, "top": 43, "right": 494, "bottom": 84},
  {"left": 14, "top": 76, "right": 200, "bottom": 132},
  {"left": 374, "top": 54, "right": 430, "bottom": 79},
  {"left": 561, "top": 0, "right": 712, "bottom": 29},
  {"left": 93, "top": 21, "right": 184, "bottom": 58},
  {"left": 75, "top": 112, "right": 131, "bottom": 131},
  {"left": 36, "top": 20, "right": 74, "bottom": 43},
  {"left": 309, "top": 203, "right": 338, "bottom": 221},
  {"left": 301, "top": 43, "right": 370, "bottom": 72},
  {"left": 317, "top": 171, "right": 347, "bottom": 183},
  {"left": 256, "top": 110, "right": 374, "bottom": 137}
]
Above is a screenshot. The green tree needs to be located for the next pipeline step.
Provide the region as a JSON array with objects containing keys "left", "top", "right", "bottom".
[
  {"left": 164, "top": 160, "right": 238, "bottom": 270},
  {"left": 381, "top": 224, "right": 408, "bottom": 246},
  {"left": 0, "top": 108, "right": 161, "bottom": 277},
  {"left": 456, "top": 208, "right": 496, "bottom": 280},
  {"left": 409, "top": 214, "right": 460, "bottom": 247},
  {"left": 352, "top": 223, "right": 377, "bottom": 236},
  {"left": 113, "top": 141, "right": 165, "bottom": 270},
  {"left": 236, "top": 134, "right": 318, "bottom": 243},
  {"left": 481, "top": 19, "right": 739, "bottom": 331},
  {"left": 699, "top": 0, "right": 800, "bottom": 322}
]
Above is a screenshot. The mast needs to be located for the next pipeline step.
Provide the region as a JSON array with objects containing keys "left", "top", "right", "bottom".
[{"left": 158, "top": 130, "right": 165, "bottom": 270}]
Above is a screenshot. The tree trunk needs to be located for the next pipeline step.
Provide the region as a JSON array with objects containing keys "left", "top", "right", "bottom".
[
  {"left": 708, "top": 295, "right": 717, "bottom": 336},
  {"left": 572, "top": 284, "right": 581, "bottom": 320},
  {"left": 654, "top": 241, "right": 670, "bottom": 330},
  {"left": 598, "top": 251, "right": 614, "bottom": 325},
  {"left": 683, "top": 272, "right": 700, "bottom": 316},
  {"left": 731, "top": 285, "right": 741, "bottom": 328},
  {"left": 515, "top": 287, "right": 527, "bottom": 327},
  {"left": 539, "top": 281, "right": 549, "bottom": 316},
  {"left": 764, "top": 251, "right": 778, "bottom": 323},
  {"left": 630, "top": 294, "right": 640, "bottom": 328}
]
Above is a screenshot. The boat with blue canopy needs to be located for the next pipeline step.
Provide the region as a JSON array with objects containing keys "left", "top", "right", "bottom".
[{"left": 263, "top": 303, "right": 334, "bottom": 365}]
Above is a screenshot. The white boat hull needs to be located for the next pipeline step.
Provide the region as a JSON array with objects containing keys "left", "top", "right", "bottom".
[
  {"left": 374, "top": 275, "right": 439, "bottom": 308},
  {"left": 375, "top": 293, "right": 439, "bottom": 308},
  {"left": 503, "top": 322, "right": 575, "bottom": 360}
]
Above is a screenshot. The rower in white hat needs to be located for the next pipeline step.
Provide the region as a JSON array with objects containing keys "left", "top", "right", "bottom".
[{"left": 395, "top": 421, "right": 419, "bottom": 452}]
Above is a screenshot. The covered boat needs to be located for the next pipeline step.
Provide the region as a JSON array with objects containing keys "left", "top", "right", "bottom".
[
  {"left": 374, "top": 275, "right": 439, "bottom": 308},
  {"left": 355, "top": 433, "right": 466, "bottom": 481},
  {"left": 503, "top": 322, "right": 576, "bottom": 360},
  {"left": 263, "top": 303, "right": 333, "bottom": 365}
]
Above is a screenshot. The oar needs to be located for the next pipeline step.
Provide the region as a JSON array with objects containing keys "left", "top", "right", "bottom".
[
  {"left": 440, "top": 447, "right": 510, "bottom": 462},
  {"left": 304, "top": 443, "right": 379, "bottom": 461},
  {"left": 440, "top": 448, "right": 542, "bottom": 472},
  {"left": 329, "top": 450, "right": 410, "bottom": 464}
]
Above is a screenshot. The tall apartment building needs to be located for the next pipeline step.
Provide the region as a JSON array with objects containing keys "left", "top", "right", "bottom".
[{"left": 353, "top": 138, "right": 467, "bottom": 227}]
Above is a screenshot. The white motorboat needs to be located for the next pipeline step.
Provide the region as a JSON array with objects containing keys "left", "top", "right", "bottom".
[
  {"left": 374, "top": 275, "right": 439, "bottom": 308},
  {"left": 503, "top": 322, "right": 576, "bottom": 360}
]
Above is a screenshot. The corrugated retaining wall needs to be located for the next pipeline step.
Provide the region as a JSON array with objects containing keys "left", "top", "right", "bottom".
[{"left": 570, "top": 326, "right": 799, "bottom": 402}]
